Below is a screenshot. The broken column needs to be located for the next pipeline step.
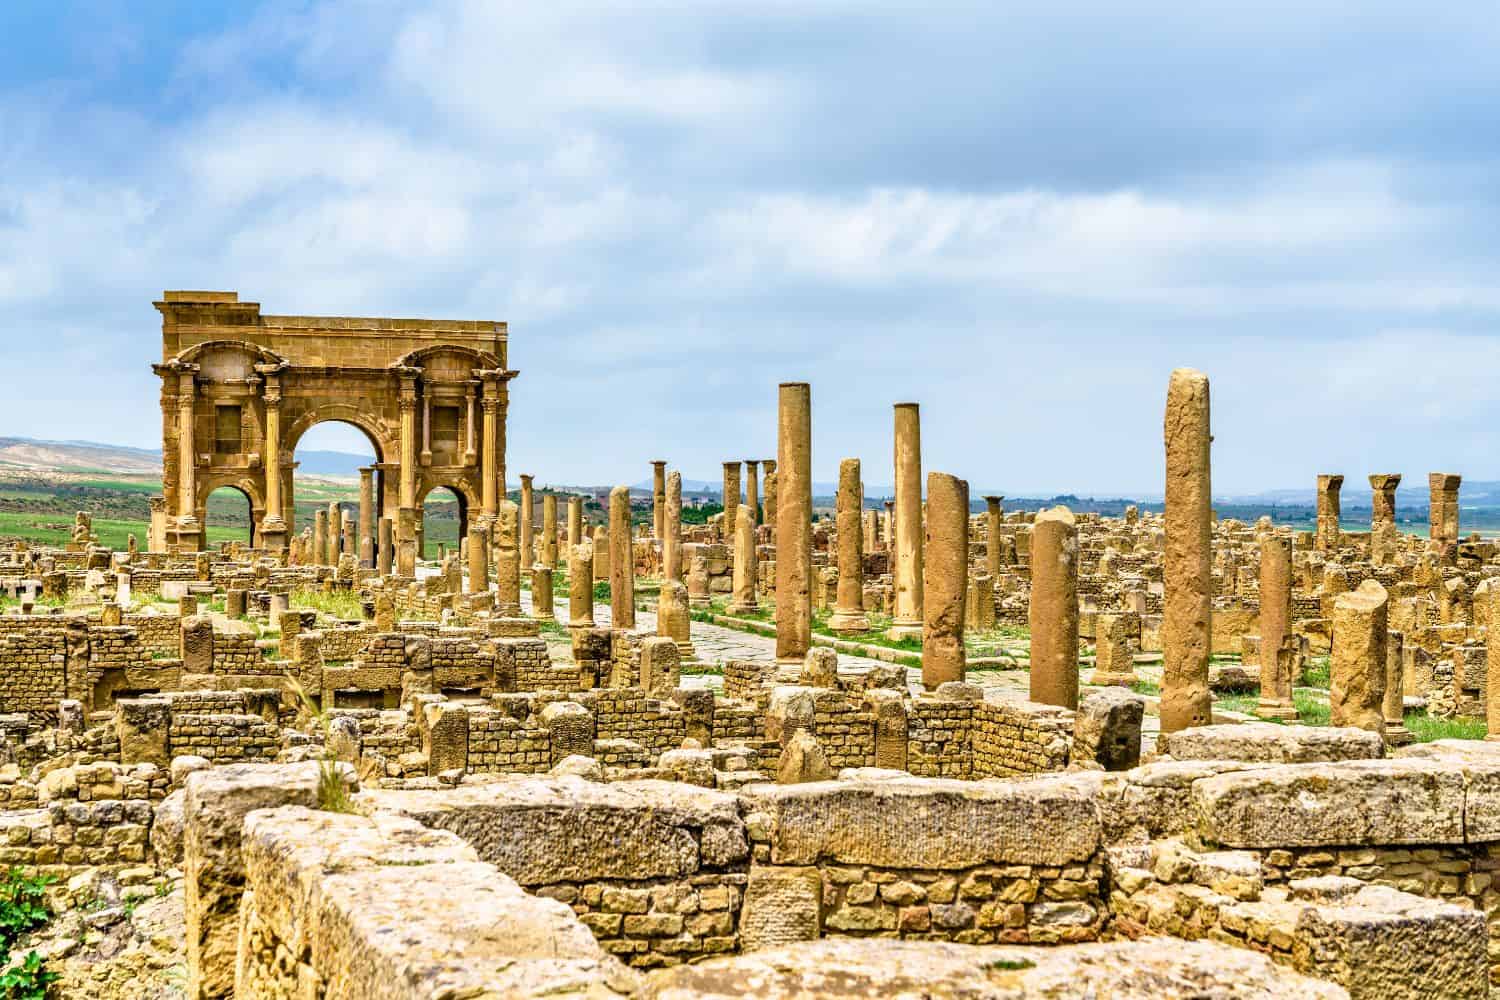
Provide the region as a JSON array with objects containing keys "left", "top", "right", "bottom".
[
  {"left": 829, "top": 458, "right": 869, "bottom": 634},
  {"left": 983, "top": 495, "right": 1004, "bottom": 578},
  {"left": 657, "top": 579, "right": 696, "bottom": 662},
  {"left": 1255, "top": 533, "right": 1298, "bottom": 720},
  {"left": 567, "top": 496, "right": 583, "bottom": 546},
  {"left": 762, "top": 459, "right": 778, "bottom": 533},
  {"left": 1161, "top": 367, "right": 1213, "bottom": 733},
  {"left": 609, "top": 486, "right": 635, "bottom": 629},
  {"left": 531, "top": 565, "right": 554, "bottom": 620},
  {"left": 376, "top": 516, "right": 393, "bottom": 576},
  {"left": 568, "top": 540, "right": 595, "bottom": 628},
  {"left": 651, "top": 459, "right": 667, "bottom": 540},
  {"left": 1429, "top": 473, "right": 1462, "bottom": 554},
  {"left": 775, "top": 383, "right": 812, "bottom": 664},
  {"left": 1029, "top": 505, "right": 1078, "bottom": 709},
  {"left": 921, "top": 471, "right": 968, "bottom": 689},
  {"left": 727, "top": 503, "right": 759, "bottom": 615},
  {"left": 1489, "top": 586, "right": 1500, "bottom": 742},
  {"left": 744, "top": 459, "right": 760, "bottom": 527},
  {"left": 541, "top": 492, "right": 558, "bottom": 569},
  {"left": 1330, "top": 578, "right": 1388, "bottom": 735},
  {"left": 466, "top": 525, "right": 488, "bottom": 594},
  {"left": 1369, "top": 473, "right": 1402, "bottom": 565},
  {"left": 519, "top": 474, "right": 535, "bottom": 571},
  {"left": 1089, "top": 613, "right": 1136, "bottom": 687},
  {"left": 495, "top": 499, "right": 521, "bottom": 616},
  {"left": 358, "top": 466, "right": 375, "bottom": 568},
  {"left": 1384, "top": 628, "right": 1412, "bottom": 746},
  {"left": 1315, "top": 474, "right": 1344, "bottom": 552},
  {"left": 889, "top": 402, "right": 924, "bottom": 641},
  {"left": 312, "top": 509, "right": 327, "bottom": 566},
  {"left": 721, "top": 461, "right": 741, "bottom": 544},
  {"left": 663, "top": 470, "right": 683, "bottom": 582}
]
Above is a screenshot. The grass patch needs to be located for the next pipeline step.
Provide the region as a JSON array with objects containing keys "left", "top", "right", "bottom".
[
  {"left": 1130, "top": 678, "right": 1160, "bottom": 697},
  {"left": 1301, "top": 656, "right": 1330, "bottom": 690},
  {"left": 1406, "top": 711, "right": 1487, "bottom": 742},
  {"left": 289, "top": 587, "right": 366, "bottom": 621},
  {"left": 1294, "top": 690, "right": 1330, "bottom": 726}
]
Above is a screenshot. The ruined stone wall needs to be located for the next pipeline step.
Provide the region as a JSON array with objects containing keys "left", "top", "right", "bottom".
[
  {"left": 811, "top": 691, "right": 875, "bottom": 770},
  {"left": 501, "top": 636, "right": 578, "bottom": 691},
  {"left": 906, "top": 698, "right": 974, "bottom": 778},
  {"left": 971, "top": 700, "right": 1074, "bottom": 777},
  {"left": 317, "top": 623, "right": 373, "bottom": 662},
  {"left": 710, "top": 701, "right": 761, "bottom": 743},
  {"left": 583, "top": 688, "right": 686, "bottom": 757},
  {"left": 467, "top": 708, "right": 550, "bottom": 773},
  {"left": 0, "top": 631, "right": 66, "bottom": 719},
  {"left": 121, "top": 613, "right": 181, "bottom": 654},
  {"left": 210, "top": 631, "right": 262, "bottom": 673},
  {"left": 167, "top": 712, "right": 279, "bottom": 761}
]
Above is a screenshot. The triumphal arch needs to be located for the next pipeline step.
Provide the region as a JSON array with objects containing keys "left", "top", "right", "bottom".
[{"left": 151, "top": 291, "right": 514, "bottom": 572}]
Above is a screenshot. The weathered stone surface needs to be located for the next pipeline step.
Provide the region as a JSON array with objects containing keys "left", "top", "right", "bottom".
[
  {"left": 1072, "top": 688, "right": 1144, "bottom": 771},
  {"left": 1161, "top": 368, "right": 1213, "bottom": 733},
  {"left": 1192, "top": 758, "right": 1464, "bottom": 847},
  {"left": 636, "top": 937, "right": 1346, "bottom": 999},
  {"left": 370, "top": 776, "right": 747, "bottom": 883},
  {"left": 739, "top": 865, "right": 822, "bottom": 952},
  {"left": 1158, "top": 723, "right": 1384, "bottom": 764},
  {"left": 740, "top": 774, "right": 1100, "bottom": 869},
  {"left": 777, "top": 729, "right": 834, "bottom": 784}
]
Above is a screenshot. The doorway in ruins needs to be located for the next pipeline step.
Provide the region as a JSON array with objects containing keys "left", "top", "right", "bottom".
[
  {"left": 289, "top": 420, "right": 382, "bottom": 563},
  {"left": 203, "top": 485, "right": 256, "bottom": 548},
  {"left": 419, "top": 485, "right": 467, "bottom": 561}
]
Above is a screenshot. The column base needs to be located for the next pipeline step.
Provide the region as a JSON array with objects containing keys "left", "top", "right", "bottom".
[
  {"left": 260, "top": 517, "right": 288, "bottom": 553},
  {"left": 1255, "top": 700, "right": 1300, "bottom": 721},
  {"left": 886, "top": 620, "right": 923, "bottom": 642},
  {"left": 1383, "top": 724, "right": 1415, "bottom": 747},
  {"left": 1089, "top": 671, "right": 1138, "bottom": 688},
  {"left": 829, "top": 611, "right": 870, "bottom": 634},
  {"left": 726, "top": 600, "right": 760, "bottom": 617}
]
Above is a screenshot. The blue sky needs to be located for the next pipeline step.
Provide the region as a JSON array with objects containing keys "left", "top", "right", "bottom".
[{"left": 3, "top": 2, "right": 1500, "bottom": 496}]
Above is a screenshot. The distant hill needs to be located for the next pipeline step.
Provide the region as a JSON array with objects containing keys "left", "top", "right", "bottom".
[{"left": 0, "top": 436, "right": 372, "bottom": 479}]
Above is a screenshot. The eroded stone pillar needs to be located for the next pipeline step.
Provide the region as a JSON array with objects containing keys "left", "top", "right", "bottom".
[
  {"left": 722, "top": 461, "right": 742, "bottom": 543},
  {"left": 1255, "top": 533, "right": 1298, "bottom": 720},
  {"left": 609, "top": 486, "right": 635, "bottom": 629},
  {"left": 889, "top": 402, "right": 924, "bottom": 641},
  {"left": 830, "top": 458, "right": 869, "bottom": 634},
  {"left": 762, "top": 461, "right": 778, "bottom": 533},
  {"left": 727, "top": 503, "right": 759, "bottom": 615},
  {"left": 1384, "top": 628, "right": 1412, "bottom": 746},
  {"left": 358, "top": 467, "right": 375, "bottom": 568},
  {"left": 569, "top": 540, "right": 595, "bottom": 628},
  {"left": 1315, "top": 474, "right": 1344, "bottom": 552},
  {"left": 663, "top": 471, "right": 683, "bottom": 583},
  {"left": 541, "top": 492, "right": 558, "bottom": 569},
  {"left": 466, "top": 525, "right": 488, "bottom": 594},
  {"left": 1429, "top": 473, "right": 1461, "bottom": 553},
  {"left": 1029, "top": 505, "right": 1078, "bottom": 709},
  {"left": 519, "top": 474, "right": 535, "bottom": 571},
  {"left": 775, "top": 384, "right": 812, "bottom": 664},
  {"left": 1488, "top": 586, "right": 1500, "bottom": 742},
  {"left": 532, "top": 565, "right": 555, "bottom": 620},
  {"left": 658, "top": 579, "right": 696, "bottom": 662},
  {"left": 921, "top": 471, "right": 968, "bottom": 690},
  {"left": 495, "top": 500, "right": 521, "bottom": 616},
  {"left": 377, "top": 517, "right": 393, "bottom": 576},
  {"left": 1369, "top": 473, "right": 1401, "bottom": 564},
  {"left": 1161, "top": 368, "right": 1213, "bottom": 733},
  {"left": 651, "top": 460, "right": 667, "bottom": 540},
  {"left": 567, "top": 496, "right": 583, "bottom": 546},
  {"left": 1330, "top": 578, "right": 1388, "bottom": 735},
  {"left": 326, "top": 501, "right": 341, "bottom": 565},
  {"left": 983, "top": 495, "right": 1004, "bottom": 578},
  {"left": 745, "top": 459, "right": 760, "bottom": 528},
  {"left": 312, "top": 509, "right": 327, "bottom": 566}
]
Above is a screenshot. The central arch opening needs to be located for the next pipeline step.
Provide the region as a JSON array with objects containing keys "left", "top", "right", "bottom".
[
  {"left": 420, "top": 486, "right": 467, "bottom": 560},
  {"left": 290, "top": 420, "right": 382, "bottom": 564},
  {"left": 204, "top": 485, "right": 254, "bottom": 548}
]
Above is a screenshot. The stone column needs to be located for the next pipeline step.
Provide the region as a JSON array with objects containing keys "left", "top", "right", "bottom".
[
  {"left": 651, "top": 461, "right": 667, "bottom": 540},
  {"left": 466, "top": 525, "right": 488, "bottom": 593},
  {"left": 983, "top": 496, "right": 1004, "bottom": 578},
  {"left": 745, "top": 460, "right": 760, "bottom": 527},
  {"left": 258, "top": 371, "right": 287, "bottom": 552},
  {"left": 377, "top": 517, "right": 393, "bottom": 576},
  {"left": 312, "top": 509, "right": 327, "bottom": 566},
  {"left": 480, "top": 377, "right": 501, "bottom": 521},
  {"left": 1315, "top": 474, "right": 1344, "bottom": 552},
  {"left": 1029, "top": 505, "right": 1078, "bottom": 709},
  {"left": 922, "top": 472, "right": 968, "bottom": 690},
  {"left": 532, "top": 566, "right": 555, "bottom": 620},
  {"left": 762, "top": 461, "right": 778, "bottom": 533},
  {"left": 396, "top": 371, "right": 419, "bottom": 573},
  {"left": 609, "top": 486, "right": 635, "bottom": 629},
  {"left": 1330, "top": 578, "right": 1388, "bottom": 735},
  {"left": 541, "top": 492, "right": 558, "bottom": 569},
  {"left": 1368, "top": 473, "right": 1401, "bottom": 565},
  {"left": 728, "top": 503, "right": 759, "bottom": 615},
  {"left": 889, "top": 402, "right": 924, "bottom": 641},
  {"left": 519, "top": 474, "right": 535, "bottom": 571},
  {"left": 1384, "top": 628, "right": 1412, "bottom": 746},
  {"left": 592, "top": 524, "right": 609, "bottom": 580},
  {"left": 569, "top": 540, "right": 594, "bottom": 628},
  {"left": 722, "top": 461, "right": 742, "bottom": 543},
  {"left": 1255, "top": 533, "right": 1298, "bottom": 720},
  {"left": 175, "top": 368, "right": 202, "bottom": 550},
  {"left": 358, "top": 467, "right": 375, "bottom": 568},
  {"left": 1161, "top": 368, "right": 1213, "bottom": 733},
  {"left": 1429, "top": 473, "right": 1462, "bottom": 549},
  {"left": 862, "top": 509, "right": 879, "bottom": 555},
  {"left": 663, "top": 471, "right": 683, "bottom": 582},
  {"left": 420, "top": 389, "right": 432, "bottom": 466},
  {"left": 883, "top": 500, "right": 895, "bottom": 550},
  {"left": 830, "top": 458, "right": 869, "bottom": 634},
  {"left": 495, "top": 500, "right": 521, "bottom": 616},
  {"left": 567, "top": 497, "right": 583, "bottom": 546},
  {"left": 775, "top": 384, "right": 812, "bottom": 664},
  {"left": 658, "top": 579, "right": 696, "bottom": 662},
  {"left": 1487, "top": 586, "right": 1500, "bottom": 742},
  {"left": 326, "top": 501, "right": 341, "bottom": 565}
]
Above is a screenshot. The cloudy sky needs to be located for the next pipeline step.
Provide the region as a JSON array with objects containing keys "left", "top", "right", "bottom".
[{"left": 3, "top": 1, "right": 1499, "bottom": 497}]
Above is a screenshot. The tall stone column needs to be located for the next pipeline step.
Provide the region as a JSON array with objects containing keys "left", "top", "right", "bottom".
[
  {"left": 922, "top": 472, "right": 968, "bottom": 690},
  {"left": 480, "top": 375, "right": 501, "bottom": 521},
  {"left": 883, "top": 500, "right": 895, "bottom": 550},
  {"left": 569, "top": 540, "right": 595, "bottom": 628},
  {"left": 1161, "top": 368, "right": 1213, "bottom": 733},
  {"left": 862, "top": 509, "right": 879, "bottom": 555},
  {"left": 1315, "top": 474, "right": 1344, "bottom": 552},
  {"left": 495, "top": 500, "right": 521, "bottom": 616},
  {"left": 727, "top": 504, "right": 759, "bottom": 615},
  {"left": 745, "top": 460, "right": 760, "bottom": 527},
  {"left": 775, "top": 384, "right": 812, "bottom": 664},
  {"left": 466, "top": 525, "right": 488, "bottom": 593},
  {"left": 567, "top": 497, "right": 583, "bottom": 546},
  {"left": 1428, "top": 473, "right": 1462, "bottom": 550},
  {"left": 1330, "top": 579, "right": 1388, "bottom": 735},
  {"left": 175, "top": 368, "right": 202, "bottom": 551},
  {"left": 722, "top": 462, "right": 742, "bottom": 543},
  {"left": 651, "top": 461, "right": 667, "bottom": 540},
  {"left": 889, "top": 402, "right": 924, "bottom": 641},
  {"left": 541, "top": 492, "right": 558, "bottom": 569},
  {"left": 377, "top": 517, "right": 393, "bottom": 576},
  {"left": 519, "top": 474, "right": 535, "bottom": 570},
  {"left": 1487, "top": 587, "right": 1500, "bottom": 742},
  {"left": 609, "top": 486, "right": 635, "bottom": 629},
  {"left": 830, "top": 458, "right": 869, "bottom": 634},
  {"left": 663, "top": 471, "right": 683, "bottom": 582},
  {"left": 312, "top": 509, "right": 327, "bottom": 566},
  {"left": 148, "top": 496, "right": 167, "bottom": 553},
  {"left": 983, "top": 495, "right": 1004, "bottom": 578},
  {"left": 357, "top": 467, "right": 375, "bottom": 567},
  {"left": 396, "top": 371, "right": 419, "bottom": 573},
  {"left": 532, "top": 566, "right": 555, "bottom": 620},
  {"left": 1028, "top": 505, "right": 1078, "bottom": 709},
  {"left": 1256, "top": 533, "right": 1298, "bottom": 719},
  {"left": 326, "top": 501, "right": 341, "bottom": 565},
  {"left": 258, "top": 369, "right": 287, "bottom": 552},
  {"left": 1384, "top": 629, "right": 1412, "bottom": 746},
  {"left": 1368, "top": 473, "right": 1401, "bottom": 564},
  {"left": 761, "top": 458, "right": 778, "bottom": 531}
]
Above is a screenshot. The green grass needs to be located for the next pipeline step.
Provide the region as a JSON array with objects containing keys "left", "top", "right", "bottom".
[
  {"left": 289, "top": 587, "right": 366, "bottom": 621},
  {"left": 0, "top": 511, "right": 242, "bottom": 550},
  {"left": 1130, "top": 678, "right": 1161, "bottom": 697},
  {"left": 1406, "top": 711, "right": 1487, "bottom": 742},
  {"left": 1301, "top": 656, "right": 1330, "bottom": 689}
]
